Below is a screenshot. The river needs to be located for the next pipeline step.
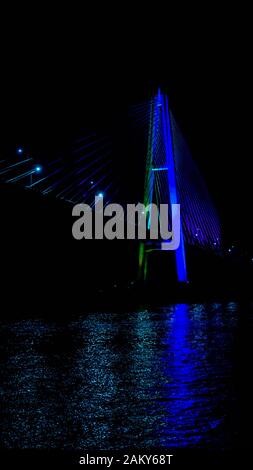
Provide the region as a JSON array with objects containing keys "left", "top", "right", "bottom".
[{"left": 1, "top": 302, "right": 252, "bottom": 453}]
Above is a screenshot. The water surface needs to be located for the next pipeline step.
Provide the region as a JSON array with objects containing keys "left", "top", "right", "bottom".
[{"left": 1, "top": 303, "right": 252, "bottom": 450}]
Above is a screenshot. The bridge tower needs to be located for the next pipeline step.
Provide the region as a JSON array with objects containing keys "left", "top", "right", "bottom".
[{"left": 138, "top": 89, "right": 188, "bottom": 283}]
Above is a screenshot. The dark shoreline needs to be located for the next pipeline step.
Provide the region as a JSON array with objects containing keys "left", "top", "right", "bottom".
[{"left": 2, "top": 282, "right": 252, "bottom": 319}]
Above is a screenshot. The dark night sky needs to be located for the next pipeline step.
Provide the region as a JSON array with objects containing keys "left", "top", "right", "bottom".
[{"left": 1, "top": 11, "right": 251, "bottom": 250}]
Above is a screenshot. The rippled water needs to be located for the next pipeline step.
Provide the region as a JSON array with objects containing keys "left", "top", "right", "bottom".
[{"left": 0, "top": 303, "right": 252, "bottom": 450}]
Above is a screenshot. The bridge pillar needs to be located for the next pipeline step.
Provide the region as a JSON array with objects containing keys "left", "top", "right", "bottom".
[
  {"left": 139, "top": 89, "right": 188, "bottom": 283},
  {"left": 162, "top": 94, "right": 188, "bottom": 283}
]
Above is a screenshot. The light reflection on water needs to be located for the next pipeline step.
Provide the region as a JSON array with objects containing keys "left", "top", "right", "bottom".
[{"left": 0, "top": 303, "right": 246, "bottom": 450}]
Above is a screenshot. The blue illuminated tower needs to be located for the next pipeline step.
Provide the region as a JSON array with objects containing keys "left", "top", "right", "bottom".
[
  {"left": 162, "top": 93, "right": 187, "bottom": 282},
  {"left": 139, "top": 89, "right": 188, "bottom": 283}
]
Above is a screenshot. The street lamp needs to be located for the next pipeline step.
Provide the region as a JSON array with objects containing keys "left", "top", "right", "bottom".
[{"left": 30, "top": 165, "right": 42, "bottom": 186}]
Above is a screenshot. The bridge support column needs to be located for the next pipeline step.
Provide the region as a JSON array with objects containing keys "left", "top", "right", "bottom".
[
  {"left": 139, "top": 89, "right": 188, "bottom": 284},
  {"left": 162, "top": 94, "right": 188, "bottom": 283}
]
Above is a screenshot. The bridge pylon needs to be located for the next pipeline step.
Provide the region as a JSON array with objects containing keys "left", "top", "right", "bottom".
[{"left": 138, "top": 89, "right": 188, "bottom": 283}]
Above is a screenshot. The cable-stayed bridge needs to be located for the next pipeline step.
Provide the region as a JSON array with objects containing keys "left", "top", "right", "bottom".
[{"left": 0, "top": 89, "right": 221, "bottom": 284}]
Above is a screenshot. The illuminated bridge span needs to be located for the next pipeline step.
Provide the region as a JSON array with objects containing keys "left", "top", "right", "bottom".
[{"left": 0, "top": 89, "right": 221, "bottom": 284}]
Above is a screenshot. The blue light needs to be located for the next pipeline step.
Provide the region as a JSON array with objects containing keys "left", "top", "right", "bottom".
[
  {"left": 162, "top": 92, "right": 187, "bottom": 282},
  {"left": 98, "top": 193, "right": 103, "bottom": 198},
  {"left": 17, "top": 148, "right": 23, "bottom": 154},
  {"left": 90, "top": 180, "right": 94, "bottom": 184},
  {"left": 228, "top": 248, "right": 232, "bottom": 253},
  {"left": 35, "top": 166, "right": 42, "bottom": 172}
]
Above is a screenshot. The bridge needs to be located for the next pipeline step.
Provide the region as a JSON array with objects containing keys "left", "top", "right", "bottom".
[{"left": 0, "top": 89, "right": 221, "bottom": 284}]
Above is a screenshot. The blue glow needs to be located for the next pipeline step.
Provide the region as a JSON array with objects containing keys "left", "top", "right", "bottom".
[
  {"left": 162, "top": 93, "right": 188, "bottom": 282},
  {"left": 17, "top": 148, "right": 23, "bottom": 154},
  {"left": 159, "top": 303, "right": 226, "bottom": 447},
  {"left": 90, "top": 180, "right": 94, "bottom": 184},
  {"left": 35, "top": 166, "right": 42, "bottom": 172},
  {"left": 98, "top": 193, "right": 103, "bottom": 198}
]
